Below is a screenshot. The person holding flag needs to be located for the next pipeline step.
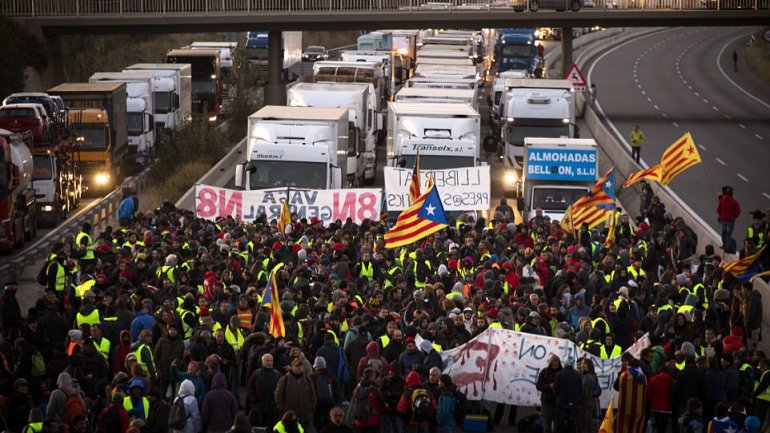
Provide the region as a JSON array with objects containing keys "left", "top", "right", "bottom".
[
  {"left": 261, "top": 263, "right": 286, "bottom": 338},
  {"left": 385, "top": 177, "right": 448, "bottom": 249},
  {"left": 277, "top": 199, "right": 292, "bottom": 237},
  {"left": 408, "top": 149, "right": 421, "bottom": 204}
]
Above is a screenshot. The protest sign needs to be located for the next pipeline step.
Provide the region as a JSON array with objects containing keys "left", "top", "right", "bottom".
[
  {"left": 441, "top": 328, "right": 649, "bottom": 407},
  {"left": 383, "top": 166, "right": 490, "bottom": 211},
  {"left": 194, "top": 184, "right": 382, "bottom": 225}
]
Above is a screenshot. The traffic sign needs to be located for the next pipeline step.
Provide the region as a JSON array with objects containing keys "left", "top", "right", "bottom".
[{"left": 565, "top": 63, "right": 587, "bottom": 90}]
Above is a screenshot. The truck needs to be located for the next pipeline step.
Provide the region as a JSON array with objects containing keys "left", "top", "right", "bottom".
[
  {"left": 0, "top": 129, "right": 37, "bottom": 250},
  {"left": 89, "top": 71, "right": 156, "bottom": 171},
  {"left": 246, "top": 31, "right": 302, "bottom": 83},
  {"left": 514, "top": 137, "right": 598, "bottom": 221},
  {"left": 357, "top": 31, "right": 393, "bottom": 51},
  {"left": 499, "top": 78, "right": 575, "bottom": 168},
  {"left": 414, "top": 64, "right": 479, "bottom": 81},
  {"left": 494, "top": 30, "right": 541, "bottom": 77},
  {"left": 166, "top": 48, "right": 222, "bottom": 122},
  {"left": 48, "top": 82, "right": 128, "bottom": 192},
  {"left": 123, "top": 63, "right": 193, "bottom": 132},
  {"left": 489, "top": 70, "right": 530, "bottom": 130},
  {"left": 189, "top": 41, "right": 237, "bottom": 77},
  {"left": 287, "top": 82, "right": 382, "bottom": 185},
  {"left": 313, "top": 61, "right": 386, "bottom": 104},
  {"left": 31, "top": 136, "right": 82, "bottom": 225},
  {"left": 234, "top": 106, "right": 349, "bottom": 190},
  {"left": 395, "top": 87, "right": 477, "bottom": 110},
  {"left": 387, "top": 102, "right": 481, "bottom": 170}
]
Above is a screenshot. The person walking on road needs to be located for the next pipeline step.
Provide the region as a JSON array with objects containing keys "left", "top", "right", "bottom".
[
  {"left": 717, "top": 186, "right": 741, "bottom": 252},
  {"left": 733, "top": 50, "right": 738, "bottom": 72},
  {"left": 629, "top": 125, "right": 645, "bottom": 164}
]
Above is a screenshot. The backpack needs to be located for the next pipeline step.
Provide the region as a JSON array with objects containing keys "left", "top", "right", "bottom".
[
  {"left": 30, "top": 351, "right": 46, "bottom": 377},
  {"left": 169, "top": 396, "right": 189, "bottom": 430},
  {"left": 410, "top": 388, "right": 433, "bottom": 422},
  {"left": 353, "top": 385, "right": 373, "bottom": 422},
  {"left": 36, "top": 261, "right": 51, "bottom": 286},
  {"left": 366, "top": 357, "right": 383, "bottom": 374},
  {"left": 97, "top": 406, "right": 121, "bottom": 433},
  {"left": 62, "top": 394, "right": 85, "bottom": 425},
  {"left": 314, "top": 373, "right": 335, "bottom": 407}
]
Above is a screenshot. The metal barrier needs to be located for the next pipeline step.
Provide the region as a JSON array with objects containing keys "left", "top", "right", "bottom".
[
  {"left": 0, "top": 170, "right": 150, "bottom": 281},
  {"left": 3, "top": 0, "right": 767, "bottom": 16}
]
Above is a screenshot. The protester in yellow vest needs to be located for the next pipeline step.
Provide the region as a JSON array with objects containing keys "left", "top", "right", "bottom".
[{"left": 134, "top": 330, "right": 156, "bottom": 377}]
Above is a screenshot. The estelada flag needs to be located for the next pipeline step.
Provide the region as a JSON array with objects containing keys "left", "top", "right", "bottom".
[
  {"left": 604, "top": 202, "right": 617, "bottom": 249},
  {"left": 624, "top": 164, "right": 662, "bottom": 188},
  {"left": 408, "top": 150, "right": 421, "bottom": 204},
  {"left": 723, "top": 246, "right": 766, "bottom": 276},
  {"left": 277, "top": 199, "right": 291, "bottom": 236},
  {"left": 385, "top": 181, "right": 448, "bottom": 249},
  {"left": 567, "top": 167, "right": 615, "bottom": 231},
  {"left": 660, "top": 132, "right": 701, "bottom": 185},
  {"left": 261, "top": 263, "right": 286, "bottom": 337},
  {"left": 599, "top": 396, "right": 615, "bottom": 433}
]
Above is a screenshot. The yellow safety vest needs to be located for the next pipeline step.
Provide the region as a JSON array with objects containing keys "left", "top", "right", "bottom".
[
  {"left": 413, "top": 261, "right": 431, "bottom": 288},
  {"left": 23, "top": 423, "right": 43, "bottom": 433},
  {"left": 379, "top": 334, "right": 390, "bottom": 348},
  {"left": 677, "top": 304, "right": 695, "bottom": 317},
  {"left": 74, "top": 279, "right": 96, "bottom": 298},
  {"left": 76, "top": 232, "right": 94, "bottom": 260},
  {"left": 156, "top": 265, "right": 176, "bottom": 284},
  {"left": 51, "top": 262, "right": 67, "bottom": 292},
  {"left": 755, "top": 370, "right": 770, "bottom": 402},
  {"left": 657, "top": 304, "right": 673, "bottom": 314},
  {"left": 591, "top": 317, "right": 610, "bottom": 335},
  {"left": 600, "top": 344, "right": 622, "bottom": 359},
  {"left": 76, "top": 308, "right": 101, "bottom": 328},
  {"left": 180, "top": 310, "right": 195, "bottom": 339},
  {"left": 489, "top": 322, "right": 503, "bottom": 329},
  {"left": 627, "top": 265, "right": 646, "bottom": 280},
  {"left": 274, "top": 421, "right": 304, "bottom": 433},
  {"left": 676, "top": 360, "right": 686, "bottom": 371},
  {"left": 748, "top": 227, "right": 765, "bottom": 247},
  {"left": 359, "top": 262, "right": 374, "bottom": 281},
  {"left": 93, "top": 337, "right": 111, "bottom": 360},
  {"left": 123, "top": 396, "right": 150, "bottom": 420},
  {"left": 514, "top": 323, "right": 522, "bottom": 332},
  {"left": 225, "top": 326, "right": 245, "bottom": 355},
  {"left": 135, "top": 343, "right": 155, "bottom": 375},
  {"left": 326, "top": 329, "right": 339, "bottom": 346}
]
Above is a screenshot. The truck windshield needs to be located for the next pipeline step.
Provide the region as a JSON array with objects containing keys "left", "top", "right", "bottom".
[
  {"left": 127, "top": 113, "right": 143, "bottom": 135},
  {"left": 401, "top": 155, "right": 475, "bottom": 170},
  {"left": 531, "top": 187, "right": 588, "bottom": 212},
  {"left": 192, "top": 81, "right": 217, "bottom": 95},
  {"left": 501, "top": 45, "right": 532, "bottom": 58},
  {"left": 504, "top": 124, "right": 571, "bottom": 146},
  {"left": 33, "top": 155, "right": 52, "bottom": 180},
  {"left": 75, "top": 126, "right": 108, "bottom": 150},
  {"left": 154, "top": 92, "right": 172, "bottom": 114},
  {"left": 249, "top": 161, "right": 326, "bottom": 190}
]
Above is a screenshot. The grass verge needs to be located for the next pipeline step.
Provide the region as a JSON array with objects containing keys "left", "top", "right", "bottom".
[{"left": 746, "top": 30, "right": 770, "bottom": 87}]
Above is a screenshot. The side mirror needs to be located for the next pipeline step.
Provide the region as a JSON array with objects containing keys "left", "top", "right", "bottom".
[
  {"left": 333, "top": 167, "right": 342, "bottom": 189},
  {"left": 377, "top": 112, "right": 385, "bottom": 131},
  {"left": 234, "top": 162, "right": 246, "bottom": 189}
]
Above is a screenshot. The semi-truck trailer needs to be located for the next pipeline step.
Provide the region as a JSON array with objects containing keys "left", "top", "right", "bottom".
[
  {"left": 513, "top": 137, "right": 599, "bottom": 222},
  {"left": 395, "top": 87, "right": 477, "bottom": 110},
  {"left": 124, "top": 63, "right": 193, "bottom": 131},
  {"left": 234, "top": 106, "right": 349, "bottom": 190},
  {"left": 89, "top": 71, "right": 156, "bottom": 171},
  {"left": 287, "top": 82, "right": 382, "bottom": 185},
  {"left": 166, "top": 48, "right": 222, "bottom": 122},
  {"left": 48, "top": 82, "right": 128, "bottom": 192},
  {"left": 387, "top": 102, "right": 480, "bottom": 170},
  {"left": 0, "top": 129, "right": 37, "bottom": 250}
]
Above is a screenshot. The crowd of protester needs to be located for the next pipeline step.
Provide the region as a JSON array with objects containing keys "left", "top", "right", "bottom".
[{"left": 0, "top": 179, "right": 769, "bottom": 433}]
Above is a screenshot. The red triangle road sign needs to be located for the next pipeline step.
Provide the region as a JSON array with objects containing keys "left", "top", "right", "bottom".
[{"left": 565, "top": 63, "right": 587, "bottom": 89}]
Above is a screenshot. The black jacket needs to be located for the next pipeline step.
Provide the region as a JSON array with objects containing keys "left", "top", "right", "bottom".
[
  {"left": 536, "top": 366, "right": 562, "bottom": 405},
  {"left": 553, "top": 366, "right": 583, "bottom": 409},
  {"left": 673, "top": 362, "right": 708, "bottom": 410}
]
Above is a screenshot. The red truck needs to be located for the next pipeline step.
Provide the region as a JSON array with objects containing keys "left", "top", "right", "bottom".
[{"left": 0, "top": 129, "right": 37, "bottom": 250}]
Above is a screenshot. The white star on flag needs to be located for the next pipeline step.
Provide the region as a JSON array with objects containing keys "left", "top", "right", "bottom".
[
  {"left": 425, "top": 203, "right": 436, "bottom": 216},
  {"left": 605, "top": 180, "right": 612, "bottom": 190}
]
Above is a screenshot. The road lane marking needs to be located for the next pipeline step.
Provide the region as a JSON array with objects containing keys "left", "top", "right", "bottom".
[
  {"left": 641, "top": 90, "right": 646, "bottom": 95},
  {"left": 703, "top": 99, "right": 709, "bottom": 103},
  {"left": 698, "top": 144, "right": 707, "bottom": 150},
  {"left": 647, "top": 97, "right": 652, "bottom": 102},
  {"left": 739, "top": 124, "right": 746, "bottom": 129},
  {"left": 724, "top": 114, "right": 732, "bottom": 120},
  {"left": 737, "top": 174, "right": 748, "bottom": 182},
  {"left": 716, "top": 158, "right": 726, "bottom": 165},
  {"left": 673, "top": 122, "right": 679, "bottom": 127},
  {"left": 717, "top": 34, "right": 770, "bottom": 109},
  {"left": 695, "top": 92, "right": 700, "bottom": 96},
  {"left": 654, "top": 105, "right": 659, "bottom": 110},
  {"left": 712, "top": 106, "right": 719, "bottom": 111},
  {"left": 764, "top": 193, "right": 770, "bottom": 200},
  {"left": 757, "top": 134, "right": 764, "bottom": 140},
  {"left": 662, "top": 113, "right": 668, "bottom": 118}
]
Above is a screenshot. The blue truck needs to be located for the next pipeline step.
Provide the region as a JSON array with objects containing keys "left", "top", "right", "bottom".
[{"left": 494, "top": 29, "right": 541, "bottom": 77}]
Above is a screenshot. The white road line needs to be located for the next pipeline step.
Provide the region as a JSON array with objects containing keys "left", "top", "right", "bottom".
[
  {"left": 662, "top": 113, "right": 668, "bottom": 118},
  {"left": 654, "top": 105, "right": 660, "bottom": 110},
  {"left": 687, "top": 86, "right": 693, "bottom": 90},
  {"left": 738, "top": 174, "right": 749, "bottom": 182},
  {"left": 698, "top": 144, "right": 707, "bottom": 150},
  {"left": 764, "top": 192, "right": 770, "bottom": 200},
  {"left": 703, "top": 99, "right": 709, "bottom": 103},
  {"left": 724, "top": 114, "right": 732, "bottom": 120},
  {"left": 695, "top": 92, "right": 700, "bottom": 96},
  {"left": 757, "top": 134, "right": 764, "bottom": 140},
  {"left": 647, "top": 97, "right": 652, "bottom": 102},
  {"left": 673, "top": 122, "right": 679, "bottom": 127},
  {"left": 712, "top": 106, "right": 719, "bottom": 111},
  {"left": 717, "top": 34, "right": 770, "bottom": 109},
  {"left": 739, "top": 124, "right": 747, "bottom": 129},
  {"left": 641, "top": 90, "right": 646, "bottom": 95},
  {"left": 637, "top": 84, "right": 642, "bottom": 88},
  {"left": 716, "top": 158, "right": 726, "bottom": 166}
]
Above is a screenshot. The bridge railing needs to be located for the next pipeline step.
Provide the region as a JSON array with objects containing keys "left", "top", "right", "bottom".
[{"left": 3, "top": 0, "right": 767, "bottom": 16}]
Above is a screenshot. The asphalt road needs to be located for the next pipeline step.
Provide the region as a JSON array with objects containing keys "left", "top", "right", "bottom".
[{"left": 586, "top": 26, "right": 770, "bottom": 247}]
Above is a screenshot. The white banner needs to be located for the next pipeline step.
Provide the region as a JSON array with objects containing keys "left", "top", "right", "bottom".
[
  {"left": 194, "top": 184, "right": 382, "bottom": 225},
  {"left": 441, "top": 328, "right": 650, "bottom": 407},
  {"left": 383, "top": 166, "right": 491, "bottom": 211}
]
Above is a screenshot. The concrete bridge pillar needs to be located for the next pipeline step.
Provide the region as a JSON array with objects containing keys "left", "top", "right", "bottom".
[
  {"left": 560, "top": 27, "right": 574, "bottom": 80},
  {"left": 265, "top": 30, "right": 286, "bottom": 106}
]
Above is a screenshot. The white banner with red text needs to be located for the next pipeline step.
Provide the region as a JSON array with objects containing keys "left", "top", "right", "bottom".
[
  {"left": 383, "top": 166, "right": 490, "bottom": 211},
  {"left": 440, "top": 328, "right": 650, "bottom": 407},
  {"left": 194, "top": 184, "right": 382, "bottom": 225}
]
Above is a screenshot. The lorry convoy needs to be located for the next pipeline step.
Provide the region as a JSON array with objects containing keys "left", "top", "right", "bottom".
[
  {"left": 123, "top": 63, "right": 192, "bottom": 132},
  {"left": 165, "top": 48, "right": 222, "bottom": 122}
]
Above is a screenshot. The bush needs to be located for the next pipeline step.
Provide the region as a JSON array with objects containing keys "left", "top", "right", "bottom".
[
  {"left": 224, "top": 45, "right": 264, "bottom": 142},
  {"left": 747, "top": 31, "right": 770, "bottom": 87},
  {"left": 139, "top": 161, "right": 209, "bottom": 212},
  {"left": 0, "top": 18, "right": 47, "bottom": 96}
]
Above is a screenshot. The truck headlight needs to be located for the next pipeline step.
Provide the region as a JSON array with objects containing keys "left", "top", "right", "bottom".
[
  {"left": 42, "top": 205, "right": 54, "bottom": 212},
  {"left": 95, "top": 173, "right": 110, "bottom": 185},
  {"left": 208, "top": 115, "right": 218, "bottom": 122},
  {"left": 504, "top": 171, "right": 518, "bottom": 186}
]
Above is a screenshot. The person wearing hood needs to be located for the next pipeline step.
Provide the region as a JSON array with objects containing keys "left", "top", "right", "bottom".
[
  {"left": 357, "top": 341, "right": 388, "bottom": 379},
  {"left": 171, "top": 360, "right": 207, "bottom": 405},
  {"left": 202, "top": 373, "right": 239, "bottom": 433},
  {"left": 95, "top": 393, "right": 130, "bottom": 433},
  {"left": 124, "top": 379, "right": 150, "bottom": 421},
  {"left": 352, "top": 367, "right": 387, "bottom": 433},
  {"left": 9, "top": 378, "right": 35, "bottom": 433},
  {"left": 46, "top": 372, "right": 84, "bottom": 423},
  {"left": 568, "top": 292, "right": 590, "bottom": 328},
  {"left": 397, "top": 371, "right": 436, "bottom": 432},
  {"left": 553, "top": 356, "right": 583, "bottom": 433},
  {"left": 154, "top": 323, "right": 185, "bottom": 397},
  {"left": 174, "top": 379, "right": 201, "bottom": 433},
  {"left": 521, "top": 312, "right": 546, "bottom": 335},
  {"left": 114, "top": 330, "right": 133, "bottom": 375},
  {"left": 419, "top": 339, "right": 443, "bottom": 377},
  {"left": 130, "top": 300, "right": 156, "bottom": 342},
  {"left": 537, "top": 355, "right": 562, "bottom": 433},
  {"left": 275, "top": 358, "right": 317, "bottom": 430}
]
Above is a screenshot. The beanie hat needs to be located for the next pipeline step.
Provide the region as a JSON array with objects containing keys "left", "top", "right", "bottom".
[
  {"left": 313, "top": 356, "right": 327, "bottom": 369},
  {"left": 681, "top": 341, "right": 696, "bottom": 358}
]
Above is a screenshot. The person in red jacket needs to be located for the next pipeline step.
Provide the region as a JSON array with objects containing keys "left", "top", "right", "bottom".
[
  {"left": 357, "top": 342, "right": 388, "bottom": 379},
  {"left": 95, "top": 393, "right": 130, "bottom": 433},
  {"left": 398, "top": 371, "right": 436, "bottom": 433},
  {"left": 353, "top": 368, "right": 387, "bottom": 433},
  {"left": 717, "top": 186, "right": 741, "bottom": 251},
  {"left": 646, "top": 360, "right": 675, "bottom": 433}
]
